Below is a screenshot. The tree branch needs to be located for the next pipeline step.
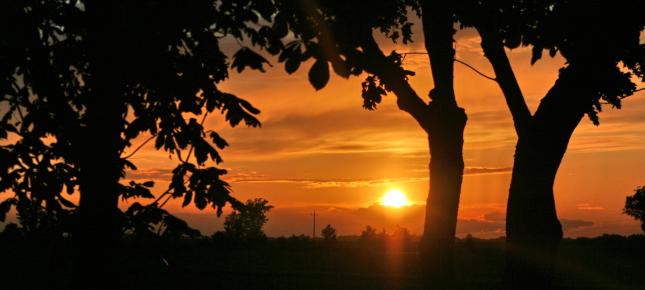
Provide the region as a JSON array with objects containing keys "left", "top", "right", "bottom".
[
  {"left": 360, "top": 33, "right": 431, "bottom": 131},
  {"left": 421, "top": 0, "right": 457, "bottom": 106},
  {"left": 477, "top": 26, "right": 532, "bottom": 136},
  {"left": 122, "top": 134, "right": 156, "bottom": 160},
  {"left": 402, "top": 52, "right": 497, "bottom": 82}
]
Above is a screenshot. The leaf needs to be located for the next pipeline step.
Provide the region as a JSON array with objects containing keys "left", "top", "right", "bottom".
[
  {"left": 231, "top": 47, "right": 270, "bottom": 73},
  {"left": 531, "top": 45, "right": 543, "bottom": 65},
  {"left": 238, "top": 98, "right": 261, "bottom": 115},
  {"left": 209, "top": 132, "right": 229, "bottom": 149},
  {"left": 182, "top": 190, "right": 193, "bottom": 207},
  {"left": 57, "top": 195, "right": 77, "bottom": 208},
  {"left": 285, "top": 57, "right": 301, "bottom": 74},
  {"left": 142, "top": 181, "right": 155, "bottom": 187},
  {"left": 331, "top": 59, "right": 350, "bottom": 78},
  {"left": 308, "top": 59, "right": 330, "bottom": 90}
]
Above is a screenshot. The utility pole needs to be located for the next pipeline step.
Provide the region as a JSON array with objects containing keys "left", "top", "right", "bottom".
[{"left": 311, "top": 210, "right": 318, "bottom": 240}]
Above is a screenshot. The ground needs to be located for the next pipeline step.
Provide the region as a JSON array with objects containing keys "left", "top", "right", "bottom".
[{"left": 1, "top": 234, "right": 643, "bottom": 290}]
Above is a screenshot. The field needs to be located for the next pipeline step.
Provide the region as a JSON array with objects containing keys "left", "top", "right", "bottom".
[{"left": 1, "top": 235, "right": 644, "bottom": 290}]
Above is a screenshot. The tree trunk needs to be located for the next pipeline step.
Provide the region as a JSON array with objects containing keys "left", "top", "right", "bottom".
[
  {"left": 503, "top": 66, "right": 589, "bottom": 290},
  {"left": 421, "top": 104, "right": 467, "bottom": 290},
  {"left": 418, "top": 0, "right": 465, "bottom": 288},
  {"left": 75, "top": 2, "right": 126, "bottom": 288}
]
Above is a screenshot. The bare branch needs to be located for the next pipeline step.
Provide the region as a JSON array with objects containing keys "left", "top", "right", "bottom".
[
  {"left": 401, "top": 52, "right": 497, "bottom": 82},
  {"left": 454, "top": 59, "right": 497, "bottom": 82},
  {"left": 122, "top": 134, "right": 156, "bottom": 160}
]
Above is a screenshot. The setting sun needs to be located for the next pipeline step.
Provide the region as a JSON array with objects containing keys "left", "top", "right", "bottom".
[{"left": 381, "top": 189, "right": 410, "bottom": 208}]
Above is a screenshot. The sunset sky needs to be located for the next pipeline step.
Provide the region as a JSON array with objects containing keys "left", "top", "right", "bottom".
[
  {"left": 118, "top": 24, "right": 645, "bottom": 239},
  {"left": 4, "top": 23, "right": 642, "bottom": 239}
]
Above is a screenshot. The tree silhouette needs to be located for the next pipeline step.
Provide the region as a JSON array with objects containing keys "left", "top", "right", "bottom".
[
  {"left": 0, "top": 0, "right": 286, "bottom": 287},
  {"left": 455, "top": 0, "right": 644, "bottom": 288},
  {"left": 321, "top": 224, "right": 337, "bottom": 242},
  {"left": 360, "top": 225, "right": 378, "bottom": 241},
  {"left": 224, "top": 198, "right": 274, "bottom": 243},
  {"left": 273, "top": 1, "right": 465, "bottom": 287},
  {"left": 624, "top": 186, "right": 645, "bottom": 233}
]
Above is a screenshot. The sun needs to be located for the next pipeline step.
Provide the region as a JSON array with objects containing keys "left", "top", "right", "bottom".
[{"left": 381, "top": 189, "right": 410, "bottom": 208}]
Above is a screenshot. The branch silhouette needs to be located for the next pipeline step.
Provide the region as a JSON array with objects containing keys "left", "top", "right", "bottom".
[
  {"left": 401, "top": 52, "right": 497, "bottom": 82},
  {"left": 122, "top": 134, "right": 156, "bottom": 160}
]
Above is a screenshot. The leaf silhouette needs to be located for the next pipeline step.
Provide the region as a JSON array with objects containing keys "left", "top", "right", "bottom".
[{"left": 308, "top": 59, "right": 330, "bottom": 90}]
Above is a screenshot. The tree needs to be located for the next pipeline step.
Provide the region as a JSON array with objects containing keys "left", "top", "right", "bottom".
[
  {"left": 456, "top": 1, "right": 644, "bottom": 288},
  {"left": 360, "top": 225, "right": 378, "bottom": 241},
  {"left": 0, "top": 0, "right": 285, "bottom": 287},
  {"left": 224, "top": 198, "right": 274, "bottom": 243},
  {"left": 624, "top": 186, "right": 645, "bottom": 233},
  {"left": 273, "top": 1, "right": 465, "bottom": 287},
  {"left": 321, "top": 224, "right": 337, "bottom": 242}
]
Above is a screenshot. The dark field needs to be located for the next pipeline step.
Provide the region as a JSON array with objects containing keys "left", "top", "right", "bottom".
[{"left": 1, "top": 235, "right": 644, "bottom": 290}]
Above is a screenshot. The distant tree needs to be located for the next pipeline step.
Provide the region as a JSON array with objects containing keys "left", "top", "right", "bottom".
[
  {"left": 321, "top": 224, "right": 337, "bottom": 242},
  {"left": 624, "top": 186, "right": 645, "bottom": 233},
  {"left": 391, "top": 226, "right": 411, "bottom": 241},
  {"left": 360, "top": 225, "right": 378, "bottom": 241},
  {"left": 224, "top": 198, "right": 274, "bottom": 243}
]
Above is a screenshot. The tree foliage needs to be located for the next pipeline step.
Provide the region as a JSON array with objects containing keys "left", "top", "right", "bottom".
[
  {"left": 0, "top": 0, "right": 286, "bottom": 237},
  {"left": 624, "top": 186, "right": 645, "bottom": 233},
  {"left": 224, "top": 198, "right": 273, "bottom": 242},
  {"left": 456, "top": 0, "right": 644, "bottom": 125},
  {"left": 272, "top": 0, "right": 420, "bottom": 103}
]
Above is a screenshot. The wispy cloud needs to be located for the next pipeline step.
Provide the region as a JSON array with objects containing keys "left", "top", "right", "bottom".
[
  {"left": 576, "top": 203, "right": 606, "bottom": 211},
  {"left": 222, "top": 166, "right": 511, "bottom": 189}
]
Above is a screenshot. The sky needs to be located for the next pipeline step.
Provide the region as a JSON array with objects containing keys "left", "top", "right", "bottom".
[
  {"left": 118, "top": 25, "right": 645, "bottom": 239},
  {"left": 2, "top": 23, "right": 644, "bottom": 239}
]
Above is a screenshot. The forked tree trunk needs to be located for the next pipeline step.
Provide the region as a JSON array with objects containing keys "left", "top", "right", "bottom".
[
  {"left": 502, "top": 66, "right": 589, "bottom": 290},
  {"left": 478, "top": 25, "right": 598, "bottom": 289}
]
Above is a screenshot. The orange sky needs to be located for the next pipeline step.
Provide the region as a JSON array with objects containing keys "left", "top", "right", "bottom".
[
  {"left": 118, "top": 26, "right": 645, "bottom": 238},
  {"left": 2, "top": 25, "right": 643, "bottom": 238}
]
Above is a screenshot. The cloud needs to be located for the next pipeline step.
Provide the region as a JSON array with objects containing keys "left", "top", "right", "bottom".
[
  {"left": 561, "top": 219, "right": 594, "bottom": 231},
  {"left": 483, "top": 211, "right": 505, "bottom": 222},
  {"left": 228, "top": 176, "right": 427, "bottom": 189},
  {"left": 456, "top": 219, "right": 504, "bottom": 237},
  {"left": 576, "top": 203, "right": 605, "bottom": 211},
  {"left": 464, "top": 167, "right": 512, "bottom": 175},
  {"left": 225, "top": 166, "right": 510, "bottom": 189},
  {"left": 125, "top": 168, "right": 173, "bottom": 181}
]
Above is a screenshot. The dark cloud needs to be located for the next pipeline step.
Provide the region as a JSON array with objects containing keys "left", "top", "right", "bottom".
[
  {"left": 464, "top": 167, "right": 512, "bottom": 175},
  {"left": 456, "top": 219, "right": 504, "bottom": 236},
  {"left": 561, "top": 219, "right": 594, "bottom": 231},
  {"left": 125, "top": 168, "right": 173, "bottom": 181},
  {"left": 483, "top": 211, "right": 505, "bottom": 222}
]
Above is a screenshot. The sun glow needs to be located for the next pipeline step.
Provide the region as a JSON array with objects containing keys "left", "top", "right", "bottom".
[{"left": 381, "top": 189, "right": 410, "bottom": 208}]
